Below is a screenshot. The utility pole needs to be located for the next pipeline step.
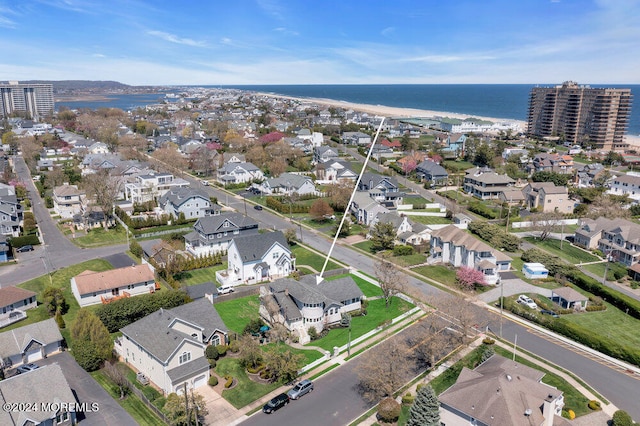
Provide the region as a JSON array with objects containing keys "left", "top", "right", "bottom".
[{"left": 499, "top": 276, "right": 503, "bottom": 338}]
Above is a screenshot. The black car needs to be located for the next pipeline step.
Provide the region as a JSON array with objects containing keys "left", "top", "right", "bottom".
[
  {"left": 540, "top": 309, "right": 559, "bottom": 318},
  {"left": 254, "top": 205, "right": 263, "bottom": 210},
  {"left": 263, "top": 393, "right": 289, "bottom": 414},
  {"left": 15, "top": 245, "right": 34, "bottom": 253}
]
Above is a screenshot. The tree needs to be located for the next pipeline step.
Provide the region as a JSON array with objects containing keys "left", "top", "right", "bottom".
[
  {"left": 334, "top": 219, "right": 351, "bottom": 238},
  {"left": 401, "top": 158, "right": 418, "bottom": 176},
  {"left": 103, "top": 361, "right": 129, "bottom": 399},
  {"left": 238, "top": 334, "right": 263, "bottom": 369},
  {"left": 531, "top": 171, "right": 571, "bottom": 187},
  {"left": 163, "top": 391, "right": 209, "bottom": 426},
  {"left": 43, "top": 286, "right": 69, "bottom": 316},
  {"left": 327, "top": 182, "right": 352, "bottom": 212},
  {"left": 71, "top": 309, "right": 113, "bottom": 369},
  {"left": 374, "top": 255, "right": 406, "bottom": 309},
  {"left": 456, "top": 266, "right": 486, "bottom": 290},
  {"left": 587, "top": 195, "right": 631, "bottom": 219},
  {"left": 357, "top": 339, "right": 412, "bottom": 402},
  {"left": 611, "top": 410, "right": 634, "bottom": 426},
  {"left": 82, "top": 169, "right": 120, "bottom": 227},
  {"left": 369, "top": 221, "right": 396, "bottom": 252},
  {"left": 407, "top": 385, "right": 440, "bottom": 426},
  {"left": 529, "top": 211, "right": 563, "bottom": 241},
  {"left": 473, "top": 143, "right": 494, "bottom": 167},
  {"left": 378, "top": 397, "right": 401, "bottom": 423},
  {"left": 603, "top": 151, "right": 625, "bottom": 166},
  {"left": 309, "top": 199, "right": 334, "bottom": 222},
  {"left": 263, "top": 344, "right": 304, "bottom": 383},
  {"left": 284, "top": 228, "right": 298, "bottom": 245}
]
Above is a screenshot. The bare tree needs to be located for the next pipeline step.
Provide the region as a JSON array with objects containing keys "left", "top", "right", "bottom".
[
  {"left": 103, "top": 361, "right": 129, "bottom": 399},
  {"left": 374, "top": 254, "right": 406, "bottom": 309},
  {"left": 529, "top": 210, "right": 564, "bottom": 241},
  {"left": 357, "top": 340, "right": 413, "bottom": 403},
  {"left": 588, "top": 194, "right": 631, "bottom": 219},
  {"left": 266, "top": 323, "right": 289, "bottom": 343},
  {"left": 428, "top": 294, "right": 482, "bottom": 346},
  {"left": 82, "top": 169, "right": 120, "bottom": 227}
]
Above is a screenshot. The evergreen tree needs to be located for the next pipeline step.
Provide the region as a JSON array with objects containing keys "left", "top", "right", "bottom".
[
  {"left": 407, "top": 385, "right": 440, "bottom": 426},
  {"left": 369, "top": 221, "right": 396, "bottom": 252}
]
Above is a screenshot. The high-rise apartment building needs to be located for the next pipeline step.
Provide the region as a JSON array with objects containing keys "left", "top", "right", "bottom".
[
  {"left": 0, "top": 81, "right": 54, "bottom": 120},
  {"left": 527, "top": 81, "right": 632, "bottom": 152}
]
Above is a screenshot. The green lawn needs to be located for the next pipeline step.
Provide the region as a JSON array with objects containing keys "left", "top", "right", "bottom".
[
  {"left": 13, "top": 259, "right": 113, "bottom": 342},
  {"left": 443, "top": 160, "right": 474, "bottom": 172},
  {"left": 71, "top": 226, "right": 129, "bottom": 248},
  {"left": 215, "top": 357, "right": 281, "bottom": 409},
  {"left": 392, "top": 253, "right": 428, "bottom": 267},
  {"left": 214, "top": 295, "right": 262, "bottom": 334},
  {"left": 403, "top": 195, "right": 432, "bottom": 206},
  {"left": 523, "top": 237, "right": 600, "bottom": 264},
  {"left": 408, "top": 216, "right": 452, "bottom": 225},
  {"left": 582, "top": 262, "right": 628, "bottom": 282},
  {"left": 90, "top": 370, "right": 165, "bottom": 425},
  {"left": 353, "top": 240, "right": 374, "bottom": 253},
  {"left": 326, "top": 273, "right": 383, "bottom": 297},
  {"left": 177, "top": 264, "right": 227, "bottom": 286},
  {"left": 412, "top": 265, "right": 457, "bottom": 287},
  {"left": 430, "top": 345, "right": 486, "bottom": 395},
  {"left": 292, "top": 244, "right": 341, "bottom": 272},
  {"left": 308, "top": 297, "right": 414, "bottom": 351}
]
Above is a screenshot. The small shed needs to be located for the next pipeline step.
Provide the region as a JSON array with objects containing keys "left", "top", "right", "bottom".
[
  {"left": 551, "top": 287, "right": 589, "bottom": 310},
  {"left": 522, "top": 263, "right": 549, "bottom": 279}
]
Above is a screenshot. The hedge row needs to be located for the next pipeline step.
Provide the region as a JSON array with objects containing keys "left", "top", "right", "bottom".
[
  {"left": 9, "top": 235, "right": 41, "bottom": 247},
  {"left": 468, "top": 221, "right": 520, "bottom": 251},
  {"left": 468, "top": 201, "right": 498, "bottom": 219},
  {"left": 521, "top": 248, "right": 640, "bottom": 321},
  {"left": 265, "top": 197, "right": 309, "bottom": 214}
]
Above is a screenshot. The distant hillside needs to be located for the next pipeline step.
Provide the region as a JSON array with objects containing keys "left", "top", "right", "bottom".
[{"left": 15, "top": 80, "right": 164, "bottom": 94}]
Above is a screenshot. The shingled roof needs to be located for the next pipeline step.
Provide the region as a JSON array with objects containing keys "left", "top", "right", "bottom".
[{"left": 72, "top": 264, "right": 154, "bottom": 295}]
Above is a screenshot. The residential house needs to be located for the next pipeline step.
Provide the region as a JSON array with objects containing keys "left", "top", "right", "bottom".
[
  {"left": 259, "top": 275, "right": 364, "bottom": 343},
  {"left": 217, "top": 231, "right": 294, "bottom": 286},
  {"left": 184, "top": 213, "right": 259, "bottom": 256},
  {"left": 0, "top": 318, "right": 64, "bottom": 368},
  {"left": 574, "top": 217, "right": 640, "bottom": 266},
  {"left": 222, "top": 152, "right": 246, "bottom": 164},
  {"left": 184, "top": 282, "right": 218, "bottom": 303},
  {"left": 70, "top": 264, "right": 157, "bottom": 307},
  {"left": 124, "top": 172, "right": 190, "bottom": 204},
  {"left": 440, "top": 133, "right": 467, "bottom": 158},
  {"left": 498, "top": 188, "right": 526, "bottom": 206},
  {"left": 397, "top": 152, "right": 428, "bottom": 171},
  {"left": 216, "top": 162, "right": 264, "bottom": 185},
  {"left": 0, "top": 235, "right": 8, "bottom": 262},
  {"left": 0, "top": 364, "right": 77, "bottom": 425},
  {"left": 314, "top": 160, "right": 357, "bottom": 183},
  {"left": 342, "top": 131, "right": 372, "bottom": 146},
  {"left": 415, "top": 160, "right": 449, "bottom": 186},
  {"left": 313, "top": 146, "right": 340, "bottom": 164},
  {"left": 429, "top": 224, "right": 512, "bottom": 284},
  {"left": 358, "top": 173, "right": 403, "bottom": 206},
  {"left": 0, "top": 190, "right": 22, "bottom": 237},
  {"left": 575, "top": 163, "right": 606, "bottom": 188},
  {"left": 350, "top": 191, "right": 390, "bottom": 225},
  {"left": 88, "top": 141, "right": 110, "bottom": 154},
  {"left": 0, "top": 287, "right": 37, "bottom": 328},
  {"left": 116, "top": 299, "right": 228, "bottom": 395},
  {"left": 551, "top": 287, "right": 589, "bottom": 310},
  {"left": 439, "top": 355, "right": 567, "bottom": 426},
  {"left": 528, "top": 153, "right": 574, "bottom": 175},
  {"left": 368, "top": 212, "right": 429, "bottom": 245},
  {"left": 607, "top": 173, "right": 640, "bottom": 202},
  {"left": 463, "top": 167, "right": 516, "bottom": 200},
  {"left": 522, "top": 182, "right": 574, "bottom": 213},
  {"left": 158, "top": 187, "right": 219, "bottom": 220},
  {"left": 53, "top": 183, "right": 85, "bottom": 219},
  {"left": 259, "top": 173, "right": 317, "bottom": 196}
]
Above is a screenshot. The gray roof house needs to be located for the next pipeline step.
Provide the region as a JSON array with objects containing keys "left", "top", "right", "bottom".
[
  {"left": 0, "top": 364, "right": 78, "bottom": 426},
  {"left": 0, "top": 318, "right": 64, "bottom": 369},
  {"left": 259, "top": 172, "right": 317, "bottom": 196},
  {"left": 158, "top": 187, "right": 219, "bottom": 220},
  {"left": 439, "top": 355, "right": 568, "bottom": 426},
  {"left": 218, "top": 231, "right": 294, "bottom": 286},
  {"left": 574, "top": 217, "right": 640, "bottom": 266},
  {"left": 350, "top": 191, "right": 390, "bottom": 225},
  {"left": 216, "top": 162, "right": 264, "bottom": 185},
  {"left": 415, "top": 160, "right": 449, "bottom": 186},
  {"left": 368, "top": 212, "right": 429, "bottom": 245},
  {"left": 184, "top": 212, "right": 259, "bottom": 257},
  {"left": 313, "top": 146, "right": 340, "bottom": 163},
  {"left": 259, "top": 275, "right": 364, "bottom": 343},
  {"left": 116, "top": 298, "right": 228, "bottom": 395}
]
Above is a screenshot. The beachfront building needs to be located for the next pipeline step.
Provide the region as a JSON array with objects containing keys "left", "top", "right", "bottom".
[{"left": 527, "top": 81, "right": 632, "bottom": 152}]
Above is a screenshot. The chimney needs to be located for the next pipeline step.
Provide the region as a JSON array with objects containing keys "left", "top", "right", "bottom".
[{"left": 543, "top": 394, "right": 557, "bottom": 426}]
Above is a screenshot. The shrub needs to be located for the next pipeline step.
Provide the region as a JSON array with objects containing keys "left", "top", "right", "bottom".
[
  {"left": 208, "top": 359, "right": 216, "bottom": 368},
  {"left": 393, "top": 245, "right": 414, "bottom": 256},
  {"left": 567, "top": 409, "right": 575, "bottom": 420},
  {"left": 401, "top": 393, "right": 414, "bottom": 405},
  {"left": 377, "top": 397, "right": 401, "bottom": 423},
  {"left": 587, "top": 400, "right": 601, "bottom": 411},
  {"left": 242, "top": 318, "right": 265, "bottom": 335},
  {"left": 308, "top": 326, "right": 318, "bottom": 341},
  {"left": 216, "top": 344, "right": 227, "bottom": 357},
  {"left": 208, "top": 376, "right": 218, "bottom": 386},
  {"left": 482, "top": 337, "right": 495, "bottom": 345},
  {"left": 205, "top": 345, "right": 219, "bottom": 360},
  {"left": 612, "top": 410, "right": 634, "bottom": 426},
  {"left": 224, "top": 376, "right": 233, "bottom": 388},
  {"left": 247, "top": 364, "right": 264, "bottom": 374},
  {"left": 55, "top": 311, "right": 66, "bottom": 329},
  {"left": 228, "top": 340, "right": 240, "bottom": 353},
  {"left": 585, "top": 305, "right": 606, "bottom": 312},
  {"left": 9, "top": 235, "right": 41, "bottom": 248}
]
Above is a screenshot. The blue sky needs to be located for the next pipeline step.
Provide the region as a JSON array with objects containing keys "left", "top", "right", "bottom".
[{"left": 1, "top": 0, "right": 639, "bottom": 85}]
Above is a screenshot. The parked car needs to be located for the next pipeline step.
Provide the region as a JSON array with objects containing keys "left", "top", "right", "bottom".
[
  {"left": 16, "top": 363, "right": 40, "bottom": 374},
  {"left": 15, "top": 245, "right": 34, "bottom": 253},
  {"left": 218, "top": 285, "right": 235, "bottom": 295},
  {"left": 254, "top": 205, "right": 263, "bottom": 210},
  {"left": 517, "top": 295, "right": 538, "bottom": 309},
  {"left": 201, "top": 180, "right": 210, "bottom": 186},
  {"left": 540, "top": 309, "right": 559, "bottom": 318},
  {"left": 263, "top": 393, "right": 289, "bottom": 414},
  {"left": 287, "top": 379, "right": 314, "bottom": 400}
]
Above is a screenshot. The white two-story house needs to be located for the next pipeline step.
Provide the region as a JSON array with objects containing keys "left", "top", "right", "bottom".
[
  {"left": 116, "top": 299, "right": 228, "bottom": 395},
  {"left": 184, "top": 213, "right": 259, "bottom": 256},
  {"left": 429, "top": 224, "right": 512, "bottom": 285},
  {"left": 217, "top": 231, "right": 294, "bottom": 286},
  {"left": 158, "top": 187, "right": 219, "bottom": 220},
  {"left": 70, "top": 264, "right": 157, "bottom": 307},
  {"left": 216, "top": 162, "right": 263, "bottom": 185},
  {"left": 53, "top": 183, "right": 86, "bottom": 219},
  {"left": 259, "top": 173, "right": 317, "bottom": 196},
  {"left": 124, "top": 172, "right": 190, "bottom": 204},
  {"left": 607, "top": 173, "right": 640, "bottom": 202}
]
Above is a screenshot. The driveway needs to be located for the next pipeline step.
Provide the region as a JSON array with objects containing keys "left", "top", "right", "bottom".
[
  {"left": 103, "top": 253, "right": 136, "bottom": 269},
  {"left": 478, "top": 278, "right": 551, "bottom": 303},
  {"left": 39, "top": 352, "right": 136, "bottom": 425}
]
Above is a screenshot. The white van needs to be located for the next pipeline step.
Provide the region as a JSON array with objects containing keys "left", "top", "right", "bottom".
[{"left": 218, "top": 285, "right": 235, "bottom": 295}]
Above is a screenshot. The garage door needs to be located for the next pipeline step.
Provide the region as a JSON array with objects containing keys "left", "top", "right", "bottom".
[
  {"left": 26, "top": 349, "right": 42, "bottom": 363},
  {"left": 193, "top": 375, "right": 207, "bottom": 389}
]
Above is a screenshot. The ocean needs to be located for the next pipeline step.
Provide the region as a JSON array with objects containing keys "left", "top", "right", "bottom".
[{"left": 56, "top": 84, "right": 640, "bottom": 135}]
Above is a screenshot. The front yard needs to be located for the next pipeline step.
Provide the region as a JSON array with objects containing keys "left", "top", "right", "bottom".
[
  {"left": 412, "top": 264, "right": 457, "bottom": 287},
  {"left": 523, "top": 237, "right": 600, "bottom": 264}
]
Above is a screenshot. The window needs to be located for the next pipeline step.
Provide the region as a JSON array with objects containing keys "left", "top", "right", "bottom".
[
  {"left": 179, "top": 351, "right": 191, "bottom": 364},
  {"left": 273, "top": 252, "right": 279, "bottom": 259},
  {"left": 211, "top": 335, "right": 221, "bottom": 346},
  {"left": 217, "top": 233, "right": 222, "bottom": 238}
]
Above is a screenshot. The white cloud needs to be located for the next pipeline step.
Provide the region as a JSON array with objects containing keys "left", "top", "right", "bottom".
[
  {"left": 381, "top": 27, "right": 395, "bottom": 37},
  {"left": 147, "top": 30, "right": 207, "bottom": 48}
]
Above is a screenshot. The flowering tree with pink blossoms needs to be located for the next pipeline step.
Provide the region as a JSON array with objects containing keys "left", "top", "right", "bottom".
[{"left": 456, "top": 266, "right": 487, "bottom": 290}]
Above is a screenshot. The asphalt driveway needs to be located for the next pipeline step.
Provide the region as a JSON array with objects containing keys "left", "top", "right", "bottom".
[
  {"left": 40, "top": 352, "right": 136, "bottom": 425},
  {"left": 103, "top": 253, "right": 136, "bottom": 269}
]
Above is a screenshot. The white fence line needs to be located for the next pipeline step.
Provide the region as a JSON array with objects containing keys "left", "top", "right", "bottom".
[{"left": 512, "top": 218, "right": 578, "bottom": 229}]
